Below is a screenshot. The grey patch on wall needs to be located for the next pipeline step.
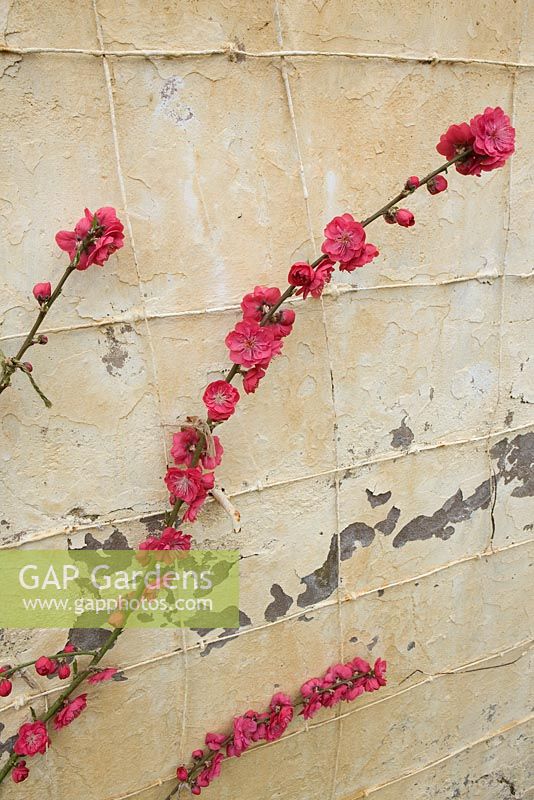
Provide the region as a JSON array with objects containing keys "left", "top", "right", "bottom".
[
  {"left": 67, "top": 628, "right": 114, "bottom": 652},
  {"left": 366, "top": 488, "right": 391, "bottom": 507},
  {"left": 198, "top": 610, "right": 252, "bottom": 656},
  {"left": 375, "top": 506, "right": 401, "bottom": 535},
  {"left": 490, "top": 432, "right": 534, "bottom": 498},
  {"left": 70, "top": 529, "right": 132, "bottom": 550},
  {"left": 392, "top": 480, "right": 491, "bottom": 548},
  {"left": 390, "top": 417, "right": 414, "bottom": 449},
  {"left": 0, "top": 724, "right": 16, "bottom": 757},
  {"left": 265, "top": 584, "right": 293, "bottom": 622},
  {"left": 159, "top": 76, "right": 194, "bottom": 125},
  {"left": 140, "top": 513, "right": 165, "bottom": 534},
  {"left": 101, "top": 325, "right": 130, "bottom": 376},
  {"left": 340, "top": 523, "right": 375, "bottom": 559},
  {"left": 297, "top": 534, "right": 339, "bottom": 607}
]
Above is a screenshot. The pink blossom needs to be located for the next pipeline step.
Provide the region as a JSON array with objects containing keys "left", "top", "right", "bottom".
[
  {"left": 405, "top": 176, "right": 420, "bottom": 190},
  {"left": 324, "top": 664, "right": 353, "bottom": 683},
  {"left": 87, "top": 668, "right": 118, "bottom": 684},
  {"left": 197, "top": 753, "right": 224, "bottom": 787},
  {"left": 14, "top": 721, "right": 50, "bottom": 756},
  {"left": 203, "top": 380, "right": 240, "bottom": 422},
  {"left": 231, "top": 712, "right": 258, "bottom": 757},
  {"left": 373, "top": 658, "right": 387, "bottom": 686},
  {"left": 427, "top": 175, "right": 448, "bottom": 195},
  {"left": 54, "top": 694, "right": 87, "bottom": 730},
  {"left": 242, "top": 366, "right": 266, "bottom": 395},
  {"left": 170, "top": 429, "right": 223, "bottom": 470},
  {"left": 300, "top": 677, "right": 324, "bottom": 719},
  {"left": 241, "top": 286, "right": 281, "bottom": 322},
  {"left": 164, "top": 467, "right": 213, "bottom": 505},
  {"left": 271, "top": 308, "right": 295, "bottom": 340},
  {"left": 12, "top": 761, "right": 29, "bottom": 783},
  {"left": 340, "top": 243, "right": 379, "bottom": 272},
  {"left": 349, "top": 657, "right": 371, "bottom": 674},
  {"left": 57, "top": 663, "right": 71, "bottom": 680},
  {"left": 436, "top": 122, "right": 481, "bottom": 176},
  {"left": 205, "top": 732, "right": 227, "bottom": 751},
  {"left": 321, "top": 213, "right": 366, "bottom": 263},
  {"left": 55, "top": 206, "right": 124, "bottom": 270},
  {"left": 32, "top": 282, "right": 52, "bottom": 304},
  {"left": 0, "top": 678, "right": 12, "bottom": 697},
  {"left": 35, "top": 656, "right": 57, "bottom": 676},
  {"left": 176, "top": 766, "right": 189, "bottom": 782},
  {"left": 288, "top": 262, "right": 314, "bottom": 292},
  {"left": 470, "top": 106, "right": 515, "bottom": 171},
  {"left": 309, "top": 259, "right": 335, "bottom": 297},
  {"left": 182, "top": 489, "right": 209, "bottom": 523},
  {"left": 395, "top": 208, "right": 415, "bottom": 227},
  {"left": 265, "top": 693, "right": 293, "bottom": 741},
  {"left": 225, "top": 320, "right": 281, "bottom": 369}
]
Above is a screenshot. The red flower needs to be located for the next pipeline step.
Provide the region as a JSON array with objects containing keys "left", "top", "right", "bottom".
[
  {"left": 470, "top": 106, "right": 515, "bottom": 171},
  {"left": 242, "top": 366, "right": 266, "bottom": 395},
  {"left": 205, "top": 732, "right": 227, "bottom": 751},
  {"left": 164, "top": 467, "right": 212, "bottom": 505},
  {"left": 170, "top": 428, "right": 223, "bottom": 470},
  {"left": 265, "top": 693, "right": 293, "bottom": 742},
  {"left": 349, "top": 656, "right": 371, "bottom": 674},
  {"left": 271, "top": 308, "right": 295, "bottom": 340},
  {"left": 35, "top": 656, "right": 57, "bottom": 676},
  {"left": 87, "top": 668, "right": 118, "bottom": 684},
  {"left": 241, "top": 286, "right": 281, "bottom": 322},
  {"left": 203, "top": 380, "right": 240, "bottom": 422},
  {"left": 309, "top": 259, "right": 335, "bottom": 297},
  {"left": 54, "top": 694, "right": 87, "bottom": 730},
  {"left": 32, "top": 282, "right": 52, "bottom": 304},
  {"left": 12, "top": 760, "right": 29, "bottom": 783},
  {"left": 427, "top": 175, "right": 448, "bottom": 195},
  {"left": 321, "top": 213, "right": 366, "bottom": 263},
  {"left": 395, "top": 209, "right": 415, "bottom": 227},
  {"left": 229, "top": 712, "right": 258, "bottom": 757},
  {"left": 300, "top": 677, "right": 324, "bottom": 720},
  {"left": 373, "top": 658, "right": 387, "bottom": 686},
  {"left": 225, "top": 320, "right": 281, "bottom": 369},
  {"left": 57, "top": 663, "right": 71, "bottom": 680},
  {"left": 435, "top": 122, "right": 485, "bottom": 176},
  {"left": 55, "top": 206, "right": 124, "bottom": 270},
  {"left": 197, "top": 753, "right": 224, "bottom": 788},
  {"left": 340, "top": 243, "right": 379, "bottom": 272},
  {"left": 0, "top": 678, "right": 12, "bottom": 697},
  {"left": 288, "top": 262, "right": 314, "bottom": 292},
  {"left": 14, "top": 721, "right": 50, "bottom": 756}
]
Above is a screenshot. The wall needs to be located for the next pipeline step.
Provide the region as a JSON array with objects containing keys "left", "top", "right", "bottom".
[{"left": 0, "top": 1, "right": 533, "bottom": 798}]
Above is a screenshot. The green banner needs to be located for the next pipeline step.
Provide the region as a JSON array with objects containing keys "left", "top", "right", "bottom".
[{"left": 0, "top": 549, "right": 240, "bottom": 629}]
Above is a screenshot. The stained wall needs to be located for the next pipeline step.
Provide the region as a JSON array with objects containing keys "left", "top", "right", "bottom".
[{"left": 0, "top": 2, "right": 533, "bottom": 799}]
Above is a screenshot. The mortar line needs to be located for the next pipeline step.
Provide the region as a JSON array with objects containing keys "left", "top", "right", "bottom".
[
  {"left": 1, "top": 44, "right": 533, "bottom": 70},
  {"left": 4, "top": 270, "right": 522, "bottom": 345},
  {"left": 90, "top": 0, "right": 169, "bottom": 469}
]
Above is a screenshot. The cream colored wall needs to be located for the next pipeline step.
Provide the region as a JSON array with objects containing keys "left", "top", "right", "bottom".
[{"left": 0, "top": 1, "right": 533, "bottom": 799}]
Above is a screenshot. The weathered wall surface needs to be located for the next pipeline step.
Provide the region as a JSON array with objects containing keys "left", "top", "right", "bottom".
[{"left": 0, "top": 1, "right": 533, "bottom": 799}]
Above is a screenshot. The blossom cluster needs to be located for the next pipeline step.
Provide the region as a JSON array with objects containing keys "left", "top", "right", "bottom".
[
  {"left": 0, "top": 649, "right": 118, "bottom": 783},
  {"left": 175, "top": 655, "right": 387, "bottom": 795}
]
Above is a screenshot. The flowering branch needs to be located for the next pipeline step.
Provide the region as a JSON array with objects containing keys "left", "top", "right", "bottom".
[
  {"left": 167, "top": 655, "right": 387, "bottom": 797},
  {"left": 0, "top": 207, "right": 125, "bottom": 405},
  {"left": 0, "top": 107, "right": 515, "bottom": 789}
]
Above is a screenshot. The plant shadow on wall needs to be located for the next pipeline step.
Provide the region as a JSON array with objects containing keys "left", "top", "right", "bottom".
[{"left": 0, "top": 108, "right": 516, "bottom": 795}]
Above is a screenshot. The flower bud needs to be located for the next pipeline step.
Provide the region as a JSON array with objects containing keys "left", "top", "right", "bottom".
[
  {"left": 32, "top": 282, "right": 52, "bottom": 304},
  {"left": 63, "top": 643, "right": 76, "bottom": 653},
  {"left": 58, "top": 663, "right": 71, "bottom": 680},
  {"left": 176, "top": 766, "right": 188, "bottom": 781},
  {"left": 12, "top": 760, "right": 29, "bottom": 783},
  {"left": 35, "top": 656, "right": 55, "bottom": 676},
  {"left": 427, "top": 175, "right": 448, "bottom": 195},
  {"left": 192, "top": 749, "right": 204, "bottom": 760},
  {"left": 37, "top": 335, "right": 48, "bottom": 345},
  {"left": 0, "top": 678, "right": 12, "bottom": 697},
  {"left": 395, "top": 208, "right": 415, "bottom": 227},
  {"left": 191, "top": 787, "right": 201, "bottom": 796},
  {"left": 22, "top": 362, "right": 33, "bottom": 373},
  {"left": 405, "top": 176, "right": 420, "bottom": 190}
]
